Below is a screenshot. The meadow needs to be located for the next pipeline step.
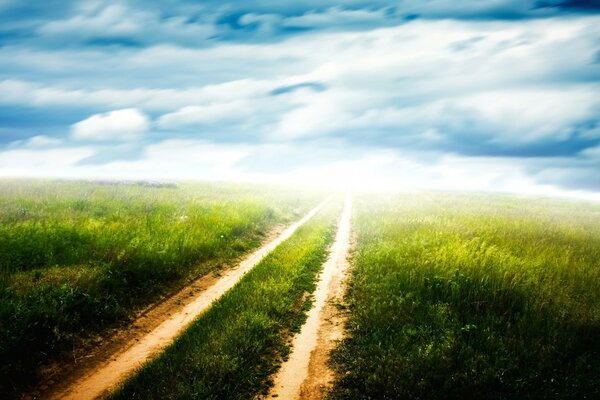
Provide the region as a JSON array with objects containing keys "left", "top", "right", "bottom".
[
  {"left": 4, "top": 181, "right": 600, "bottom": 400},
  {"left": 111, "top": 198, "right": 340, "bottom": 399},
  {"left": 0, "top": 179, "right": 321, "bottom": 396},
  {"left": 330, "top": 193, "right": 600, "bottom": 399}
]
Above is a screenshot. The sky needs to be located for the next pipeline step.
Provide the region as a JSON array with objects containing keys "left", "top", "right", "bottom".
[{"left": 0, "top": 1, "right": 599, "bottom": 198}]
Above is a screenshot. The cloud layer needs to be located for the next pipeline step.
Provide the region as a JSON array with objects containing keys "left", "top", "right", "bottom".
[
  {"left": 71, "top": 108, "right": 149, "bottom": 141},
  {"left": 0, "top": 1, "right": 599, "bottom": 198}
]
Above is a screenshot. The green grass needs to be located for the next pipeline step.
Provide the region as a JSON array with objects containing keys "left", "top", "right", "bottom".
[
  {"left": 0, "top": 179, "right": 322, "bottom": 396},
  {"left": 111, "top": 199, "right": 340, "bottom": 400},
  {"left": 330, "top": 193, "right": 600, "bottom": 400}
]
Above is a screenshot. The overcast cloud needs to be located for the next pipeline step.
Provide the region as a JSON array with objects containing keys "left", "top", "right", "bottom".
[{"left": 0, "top": 0, "right": 599, "bottom": 197}]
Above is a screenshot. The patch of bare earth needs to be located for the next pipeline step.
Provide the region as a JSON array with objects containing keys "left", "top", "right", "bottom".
[
  {"left": 27, "top": 197, "right": 330, "bottom": 400},
  {"left": 266, "top": 196, "right": 352, "bottom": 400}
]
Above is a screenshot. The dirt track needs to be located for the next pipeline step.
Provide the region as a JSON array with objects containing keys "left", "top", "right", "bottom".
[
  {"left": 41, "top": 197, "right": 331, "bottom": 400},
  {"left": 267, "top": 196, "right": 352, "bottom": 400}
]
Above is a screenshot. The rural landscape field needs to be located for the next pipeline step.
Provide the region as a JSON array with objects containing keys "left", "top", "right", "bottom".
[
  {"left": 1, "top": 0, "right": 600, "bottom": 399},
  {"left": 1, "top": 180, "right": 599, "bottom": 399},
  {"left": 0, "top": 180, "right": 323, "bottom": 396}
]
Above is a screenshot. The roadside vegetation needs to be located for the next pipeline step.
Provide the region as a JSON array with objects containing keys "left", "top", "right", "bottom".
[
  {"left": 0, "top": 179, "right": 321, "bottom": 396},
  {"left": 331, "top": 193, "right": 600, "bottom": 400},
  {"left": 111, "top": 199, "right": 340, "bottom": 400}
]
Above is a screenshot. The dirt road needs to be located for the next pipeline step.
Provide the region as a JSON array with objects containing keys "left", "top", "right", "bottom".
[
  {"left": 45, "top": 196, "right": 332, "bottom": 400},
  {"left": 267, "top": 196, "right": 352, "bottom": 400}
]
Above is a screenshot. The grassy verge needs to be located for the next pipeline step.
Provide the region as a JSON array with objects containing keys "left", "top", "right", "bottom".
[
  {"left": 111, "top": 199, "right": 340, "bottom": 400},
  {"left": 0, "top": 179, "right": 322, "bottom": 396},
  {"left": 330, "top": 193, "right": 600, "bottom": 400}
]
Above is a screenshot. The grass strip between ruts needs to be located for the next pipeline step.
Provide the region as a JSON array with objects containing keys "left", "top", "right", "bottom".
[{"left": 111, "top": 199, "right": 340, "bottom": 400}]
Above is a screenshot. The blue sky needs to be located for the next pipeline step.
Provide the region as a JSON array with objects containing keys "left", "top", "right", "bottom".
[{"left": 0, "top": 1, "right": 599, "bottom": 197}]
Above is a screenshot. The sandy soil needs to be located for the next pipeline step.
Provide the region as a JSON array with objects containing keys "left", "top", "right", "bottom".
[
  {"left": 266, "top": 196, "right": 352, "bottom": 400},
  {"left": 34, "top": 197, "right": 331, "bottom": 400}
]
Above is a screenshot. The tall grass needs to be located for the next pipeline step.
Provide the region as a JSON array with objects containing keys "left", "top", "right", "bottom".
[
  {"left": 111, "top": 199, "right": 340, "bottom": 400},
  {"left": 0, "top": 179, "right": 322, "bottom": 396},
  {"left": 331, "top": 193, "right": 600, "bottom": 400}
]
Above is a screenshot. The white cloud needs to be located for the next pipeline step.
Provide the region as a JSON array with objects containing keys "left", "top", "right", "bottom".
[
  {"left": 0, "top": 147, "right": 94, "bottom": 177},
  {"left": 450, "top": 88, "right": 599, "bottom": 142},
  {"left": 0, "top": 78, "right": 277, "bottom": 112},
  {"left": 157, "top": 101, "right": 257, "bottom": 129},
  {"left": 71, "top": 108, "right": 149, "bottom": 141},
  {"left": 0, "top": 139, "right": 252, "bottom": 181},
  {"left": 580, "top": 125, "right": 600, "bottom": 140},
  {"left": 282, "top": 6, "right": 389, "bottom": 28},
  {"left": 239, "top": 13, "right": 283, "bottom": 33},
  {"left": 1, "top": 13, "right": 600, "bottom": 196},
  {"left": 3, "top": 16, "right": 598, "bottom": 117},
  {"left": 1, "top": 136, "right": 599, "bottom": 201},
  {"left": 40, "top": 5, "right": 141, "bottom": 37},
  {"left": 115, "top": 139, "right": 251, "bottom": 179},
  {"left": 9, "top": 135, "right": 63, "bottom": 148},
  {"left": 38, "top": 4, "right": 215, "bottom": 45},
  {"left": 272, "top": 89, "right": 356, "bottom": 139},
  {"left": 581, "top": 145, "right": 600, "bottom": 158}
]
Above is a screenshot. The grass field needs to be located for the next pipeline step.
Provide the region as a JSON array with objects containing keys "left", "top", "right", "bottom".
[
  {"left": 0, "top": 179, "right": 322, "bottom": 396},
  {"left": 330, "top": 193, "right": 600, "bottom": 399},
  {"left": 110, "top": 198, "right": 340, "bottom": 399},
  {"left": 4, "top": 181, "right": 600, "bottom": 399}
]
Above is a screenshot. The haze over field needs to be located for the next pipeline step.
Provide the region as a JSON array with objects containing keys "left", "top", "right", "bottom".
[{"left": 0, "top": 1, "right": 599, "bottom": 198}]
